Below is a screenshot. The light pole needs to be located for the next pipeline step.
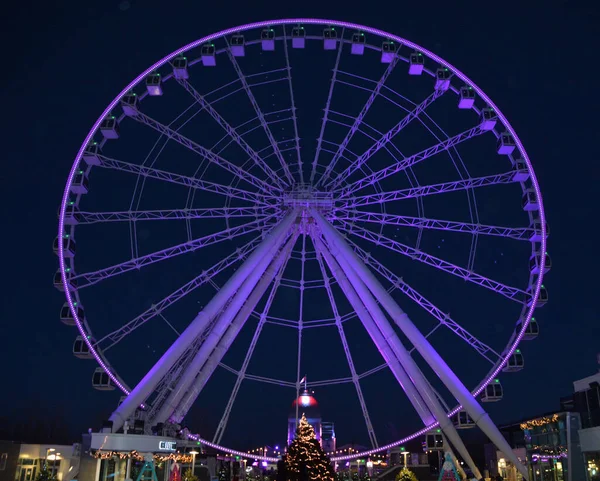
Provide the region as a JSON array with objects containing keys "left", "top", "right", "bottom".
[
  {"left": 401, "top": 451, "right": 410, "bottom": 468},
  {"left": 46, "top": 449, "right": 55, "bottom": 476},
  {"left": 189, "top": 450, "right": 199, "bottom": 477}
]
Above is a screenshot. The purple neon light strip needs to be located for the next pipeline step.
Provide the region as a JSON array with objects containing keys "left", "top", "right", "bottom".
[{"left": 58, "top": 18, "right": 546, "bottom": 462}]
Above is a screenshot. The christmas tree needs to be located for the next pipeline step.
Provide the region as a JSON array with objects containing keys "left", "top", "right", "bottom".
[
  {"left": 438, "top": 453, "right": 460, "bottom": 481},
  {"left": 395, "top": 466, "right": 418, "bottom": 481},
  {"left": 36, "top": 467, "right": 57, "bottom": 481},
  {"left": 285, "top": 414, "right": 335, "bottom": 481},
  {"left": 183, "top": 470, "right": 198, "bottom": 481}
]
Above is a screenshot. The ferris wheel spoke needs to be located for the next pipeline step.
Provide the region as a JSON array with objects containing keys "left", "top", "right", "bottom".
[
  {"left": 339, "top": 170, "right": 520, "bottom": 209},
  {"left": 315, "top": 246, "right": 379, "bottom": 448},
  {"left": 316, "top": 57, "right": 400, "bottom": 189},
  {"left": 97, "top": 155, "right": 277, "bottom": 205},
  {"left": 336, "top": 220, "right": 527, "bottom": 302},
  {"left": 326, "top": 89, "right": 446, "bottom": 192},
  {"left": 73, "top": 215, "right": 276, "bottom": 289},
  {"left": 225, "top": 45, "right": 294, "bottom": 185},
  {"left": 337, "top": 125, "right": 485, "bottom": 197},
  {"left": 337, "top": 210, "right": 534, "bottom": 242},
  {"left": 309, "top": 32, "right": 345, "bottom": 185},
  {"left": 349, "top": 242, "right": 502, "bottom": 364},
  {"left": 175, "top": 78, "right": 286, "bottom": 189},
  {"left": 282, "top": 27, "right": 304, "bottom": 184},
  {"left": 94, "top": 236, "right": 262, "bottom": 351},
  {"left": 213, "top": 230, "right": 296, "bottom": 444},
  {"left": 126, "top": 109, "right": 280, "bottom": 195},
  {"left": 77, "top": 206, "right": 278, "bottom": 224}
]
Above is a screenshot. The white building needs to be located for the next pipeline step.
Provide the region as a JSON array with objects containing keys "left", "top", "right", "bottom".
[{"left": 13, "top": 444, "right": 77, "bottom": 481}]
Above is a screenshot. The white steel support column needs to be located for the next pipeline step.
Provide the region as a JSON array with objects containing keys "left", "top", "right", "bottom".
[
  {"left": 169, "top": 234, "right": 297, "bottom": 423},
  {"left": 109, "top": 210, "right": 298, "bottom": 433},
  {"left": 312, "top": 234, "right": 432, "bottom": 424},
  {"left": 153, "top": 228, "right": 296, "bottom": 424},
  {"left": 312, "top": 210, "right": 527, "bottom": 481},
  {"left": 314, "top": 232, "right": 481, "bottom": 479}
]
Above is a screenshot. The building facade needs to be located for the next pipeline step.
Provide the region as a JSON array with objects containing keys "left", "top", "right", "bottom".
[
  {"left": 0, "top": 442, "right": 76, "bottom": 481},
  {"left": 572, "top": 363, "right": 600, "bottom": 480}
]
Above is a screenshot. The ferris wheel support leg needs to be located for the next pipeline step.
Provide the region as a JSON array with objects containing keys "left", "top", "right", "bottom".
[
  {"left": 311, "top": 210, "right": 528, "bottom": 481},
  {"left": 312, "top": 233, "right": 432, "bottom": 425},
  {"left": 313, "top": 230, "right": 482, "bottom": 480},
  {"left": 108, "top": 210, "right": 298, "bottom": 433},
  {"left": 169, "top": 233, "right": 297, "bottom": 424}
]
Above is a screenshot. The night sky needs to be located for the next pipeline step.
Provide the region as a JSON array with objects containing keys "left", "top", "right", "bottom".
[{"left": 1, "top": 0, "right": 598, "bottom": 452}]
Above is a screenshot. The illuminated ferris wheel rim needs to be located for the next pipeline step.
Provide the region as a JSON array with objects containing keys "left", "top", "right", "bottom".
[{"left": 57, "top": 18, "right": 547, "bottom": 463}]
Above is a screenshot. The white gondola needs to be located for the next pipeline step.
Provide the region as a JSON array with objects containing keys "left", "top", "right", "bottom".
[
  {"left": 323, "top": 27, "right": 337, "bottom": 50},
  {"left": 530, "top": 251, "right": 552, "bottom": 275},
  {"left": 409, "top": 52, "right": 424, "bottom": 75},
  {"left": 480, "top": 107, "right": 497, "bottom": 131},
  {"left": 512, "top": 159, "right": 530, "bottom": 182},
  {"left": 515, "top": 317, "right": 540, "bottom": 341},
  {"left": 425, "top": 432, "right": 444, "bottom": 451},
  {"left": 503, "top": 350, "right": 525, "bottom": 372},
  {"left": 261, "top": 29, "right": 275, "bottom": 51},
  {"left": 497, "top": 132, "right": 516, "bottom": 155},
  {"left": 481, "top": 380, "right": 503, "bottom": 402},
  {"left": 201, "top": 44, "right": 216, "bottom": 65},
  {"left": 522, "top": 189, "right": 539, "bottom": 211},
  {"left": 435, "top": 68, "right": 451, "bottom": 91},
  {"left": 458, "top": 86, "right": 475, "bottom": 109},
  {"left": 525, "top": 282, "right": 548, "bottom": 307},
  {"left": 351, "top": 32, "right": 365, "bottom": 55},
  {"left": 60, "top": 301, "right": 84, "bottom": 326},
  {"left": 146, "top": 73, "right": 162, "bottom": 96},
  {"left": 381, "top": 40, "right": 398, "bottom": 63},
  {"left": 73, "top": 335, "right": 93, "bottom": 359},
  {"left": 61, "top": 202, "right": 80, "bottom": 225},
  {"left": 100, "top": 115, "right": 119, "bottom": 139},
  {"left": 71, "top": 168, "right": 89, "bottom": 195},
  {"left": 230, "top": 35, "right": 245, "bottom": 57},
  {"left": 291, "top": 26, "right": 306, "bottom": 49},
  {"left": 54, "top": 268, "right": 76, "bottom": 292},
  {"left": 92, "top": 367, "right": 115, "bottom": 391},
  {"left": 529, "top": 217, "right": 549, "bottom": 243},
  {"left": 82, "top": 142, "right": 102, "bottom": 166},
  {"left": 454, "top": 410, "right": 475, "bottom": 429},
  {"left": 53, "top": 235, "right": 76, "bottom": 258},
  {"left": 121, "top": 92, "right": 138, "bottom": 116},
  {"left": 172, "top": 56, "right": 189, "bottom": 79}
]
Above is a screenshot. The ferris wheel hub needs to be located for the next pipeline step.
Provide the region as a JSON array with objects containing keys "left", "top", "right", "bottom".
[{"left": 282, "top": 183, "right": 334, "bottom": 211}]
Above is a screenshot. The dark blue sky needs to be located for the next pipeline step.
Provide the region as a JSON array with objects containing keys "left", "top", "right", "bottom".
[{"left": 1, "top": 0, "right": 598, "bottom": 451}]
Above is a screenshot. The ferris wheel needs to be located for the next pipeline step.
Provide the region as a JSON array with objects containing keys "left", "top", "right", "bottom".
[{"left": 56, "top": 18, "right": 548, "bottom": 480}]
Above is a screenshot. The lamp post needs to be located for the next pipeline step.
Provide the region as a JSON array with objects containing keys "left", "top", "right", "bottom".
[
  {"left": 46, "top": 449, "right": 55, "bottom": 476},
  {"left": 189, "top": 450, "right": 199, "bottom": 477},
  {"left": 401, "top": 451, "right": 410, "bottom": 468}
]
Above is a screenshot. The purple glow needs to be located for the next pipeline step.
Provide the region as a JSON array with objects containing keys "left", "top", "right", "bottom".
[{"left": 58, "top": 18, "right": 546, "bottom": 462}]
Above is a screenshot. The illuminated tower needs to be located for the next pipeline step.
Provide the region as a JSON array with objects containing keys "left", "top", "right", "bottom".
[{"left": 287, "top": 390, "right": 321, "bottom": 446}]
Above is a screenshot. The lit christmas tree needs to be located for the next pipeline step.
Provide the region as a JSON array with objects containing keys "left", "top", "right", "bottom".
[
  {"left": 438, "top": 453, "right": 460, "bottom": 481},
  {"left": 285, "top": 414, "right": 335, "bottom": 481},
  {"left": 395, "top": 466, "right": 418, "bottom": 481}
]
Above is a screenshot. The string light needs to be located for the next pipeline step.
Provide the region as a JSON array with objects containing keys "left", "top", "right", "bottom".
[
  {"left": 93, "top": 450, "right": 193, "bottom": 463},
  {"left": 520, "top": 414, "right": 559, "bottom": 430}
]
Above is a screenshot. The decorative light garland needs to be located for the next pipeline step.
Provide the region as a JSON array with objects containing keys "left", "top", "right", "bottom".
[
  {"left": 520, "top": 414, "right": 559, "bottom": 430},
  {"left": 93, "top": 450, "right": 193, "bottom": 463}
]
